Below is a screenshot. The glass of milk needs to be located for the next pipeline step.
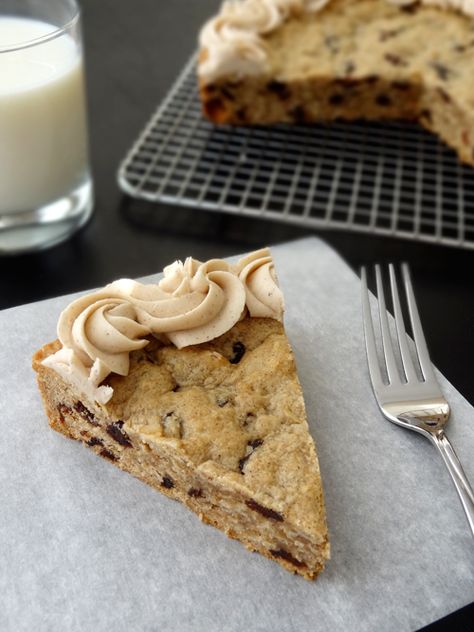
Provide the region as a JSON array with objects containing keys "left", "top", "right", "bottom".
[{"left": 0, "top": 0, "right": 93, "bottom": 254}]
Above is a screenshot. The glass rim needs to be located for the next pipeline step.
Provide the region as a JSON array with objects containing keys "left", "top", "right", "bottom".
[{"left": 0, "top": 1, "right": 80, "bottom": 54}]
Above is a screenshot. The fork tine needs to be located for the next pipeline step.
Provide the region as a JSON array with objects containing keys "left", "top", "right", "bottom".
[
  {"left": 402, "top": 263, "right": 436, "bottom": 382},
  {"left": 361, "top": 267, "right": 384, "bottom": 391},
  {"left": 375, "top": 265, "right": 401, "bottom": 385},
  {"left": 388, "top": 264, "right": 418, "bottom": 383}
]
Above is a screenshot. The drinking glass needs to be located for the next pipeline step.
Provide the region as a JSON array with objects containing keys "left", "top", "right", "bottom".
[{"left": 0, "top": 0, "right": 93, "bottom": 254}]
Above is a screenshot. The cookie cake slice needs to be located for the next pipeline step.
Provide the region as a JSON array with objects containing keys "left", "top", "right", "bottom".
[
  {"left": 198, "top": 0, "right": 474, "bottom": 166},
  {"left": 33, "top": 248, "right": 329, "bottom": 579}
]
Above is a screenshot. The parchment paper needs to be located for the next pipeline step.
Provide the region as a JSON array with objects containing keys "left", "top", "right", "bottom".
[{"left": 1, "top": 237, "right": 473, "bottom": 632}]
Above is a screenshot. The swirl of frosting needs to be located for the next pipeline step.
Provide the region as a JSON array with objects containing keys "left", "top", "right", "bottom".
[
  {"left": 199, "top": 0, "right": 329, "bottom": 81},
  {"left": 198, "top": 1, "right": 332, "bottom": 81},
  {"left": 43, "top": 295, "right": 150, "bottom": 404},
  {"left": 67, "top": 298, "right": 150, "bottom": 374},
  {"left": 43, "top": 256, "right": 253, "bottom": 403},
  {"left": 221, "top": 0, "right": 283, "bottom": 32},
  {"left": 237, "top": 247, "right": 284, "bottom": 319},
  {"left": 107, "top": 258, "right": 247, "bottom": 347},
  {"left": 199, "top": 7, "right": 271, "bottom": 81}
]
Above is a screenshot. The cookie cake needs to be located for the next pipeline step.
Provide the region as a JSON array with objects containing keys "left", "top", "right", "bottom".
[
  {"left": 33, "top": 248, "right": 330, "bottom": 579},
  {"left": 198, "top": 0, "right": 474, "bottom": 166}
]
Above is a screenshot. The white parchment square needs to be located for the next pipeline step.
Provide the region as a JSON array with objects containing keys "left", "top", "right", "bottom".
[{"left": 1, "top": 237, "right": 473, "bottom": 632}]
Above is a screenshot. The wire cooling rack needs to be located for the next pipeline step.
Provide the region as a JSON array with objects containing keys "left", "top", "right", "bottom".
[{"left": 118, "top": 54, "right": 474, "bottom": 249}]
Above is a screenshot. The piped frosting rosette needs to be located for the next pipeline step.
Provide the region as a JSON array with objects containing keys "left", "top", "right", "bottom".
[
  {"left": 43, "top": 248, "right": 284, "bottom": 404},
  {"left": 199, "top": 0, "right": 332, "bottom": 81},
  {"left": 42, "top": 297, "right": 150, "bottom": 405},
  {"left": 237, "top": 248, "right": 284, "bottom": 319}
]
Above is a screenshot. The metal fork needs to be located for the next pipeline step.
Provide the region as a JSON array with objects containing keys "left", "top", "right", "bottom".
[{"left": 361, "top": 263, "right": 474, "bottom": 537}]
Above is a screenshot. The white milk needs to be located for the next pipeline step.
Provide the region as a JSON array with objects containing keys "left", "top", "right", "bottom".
[{"left": 0, "top": 17, "right": 89, "bottom": 214}]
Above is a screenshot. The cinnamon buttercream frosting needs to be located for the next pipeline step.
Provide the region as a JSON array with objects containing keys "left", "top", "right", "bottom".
[
  {"left": 42, "top": 248, "right": 284, "bottom": 404},
  {"left": 198, "top": 0, "right": 474, "bottom": 82},
  {"left": 199, "top": 0, "right": 331, "bottom": 81}
]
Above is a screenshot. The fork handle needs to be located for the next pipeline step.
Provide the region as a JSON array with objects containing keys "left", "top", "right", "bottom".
[{"left": 430, "top": 430, "right": 474, "bottom": 538}]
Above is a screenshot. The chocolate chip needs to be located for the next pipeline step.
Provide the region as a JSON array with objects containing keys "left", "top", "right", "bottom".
[
  {"left": 87, "top": 437, "right": 104, "bottom": 447},
  {"left": 239, "top": 439, "right": 264, "bottom": 474},
  {"left": 242, "top": 412, "right": 256, "bottom": 427},
  {"left": 245, "top": 499, "right": 283, "bottom": 522},
  {"left": 290, "top": 105, "right": 307, "bottom": 123},
  {"left": 430, "top": 61, "right": 452, "bottom": 81},
  {"left": 344, "top": 60, "right": 356, "bottom": 76},
  {"left": 334, "top": 77, "right": 357, "bottom": 88},
  {"left": 204, "top": 97, "right": 225, "bottom": 121},
  {"left": 188, "top": 488, "right": 204, "bottom": 498},
  {"left": 161, "top": 476, "right": 174, "bottom": 489},
  {"left": 375, "top": 94, "right": 392, "bottom": 107},
  {"left": 216, "top": 396, "right": 229, "bottom": 408},
  {"left": 392, "top": 80, "right": 411, "bottom": 91},
  {"left": 73, "top": 401, "right": 98, "bottom": 426},
  {"left": 57, "top": 404, "right": 71, "bottom": 424},
  {"left": 172, "top": 384, "right": 181, "bottom": 392},
  {"left": 238, "top": 455, "right": 250, "bottom": 473},
  {"left": 329, "top": 93, "right": 345, "bottom": 106},
  {"left": 437, "top": 87, "right": 452, "bottom": 104},
  {"left": 419, "top": 109, "right": 433, "bottom": 124},
  {"left": 144, "top": 347, "right": 161, "bottom": 365},
  {"left": 236, "top": 107, "right": 247, "bottom": 122},
  {"left": 400, "top": 1, "right": 421, "bottom": 13},
  {"left": 230, "top": 341, "right": 246, "bottom": 364},
  {"left": 365, "top": 75, "right": 379, "bottom": 85},
  {"left": 266, "top": 80, "right": 290, "bottom": 99},
  {"left": 269, "top": 548, "right": 306, "bottom": 568},
  {"left": 324, "top": 34, "right": 340, "bottom": 54},
  {"left": 106, "top": 421, "right": 132, "bottom": 448},
  {"left": 384, "top": 53, "right": 408, "bottom": 67},
  {"left": 379, "top": 27, "right": 404, "bottom": 42},
  {"left": 454, "top": 39, "right": 474, "bottom": 53},
  {"left": 220, "top": 86, "right": 235, "bottom": 101},
  {"left": 100, "top": 449, "right": 117, "bottom": 461}
]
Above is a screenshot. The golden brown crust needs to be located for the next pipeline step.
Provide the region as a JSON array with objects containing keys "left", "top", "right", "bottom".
[
  {"left": 33, "top": 317, "right": 329, "bottom": 580},
  {"left": 198, "top": 0, "right": 474, "bottom": 166}
]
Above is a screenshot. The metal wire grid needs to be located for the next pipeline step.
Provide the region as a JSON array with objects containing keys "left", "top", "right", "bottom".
[{"left": 118, "top": 54, "right": 474, "bottom": 249}]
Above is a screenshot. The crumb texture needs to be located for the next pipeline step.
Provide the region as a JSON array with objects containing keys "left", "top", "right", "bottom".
[
  {"left": 199, "top": 0, "right": 474, "bottom": 165},
  {"left": 33, "top": 317, "right": 329, "bottom": 580}
]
